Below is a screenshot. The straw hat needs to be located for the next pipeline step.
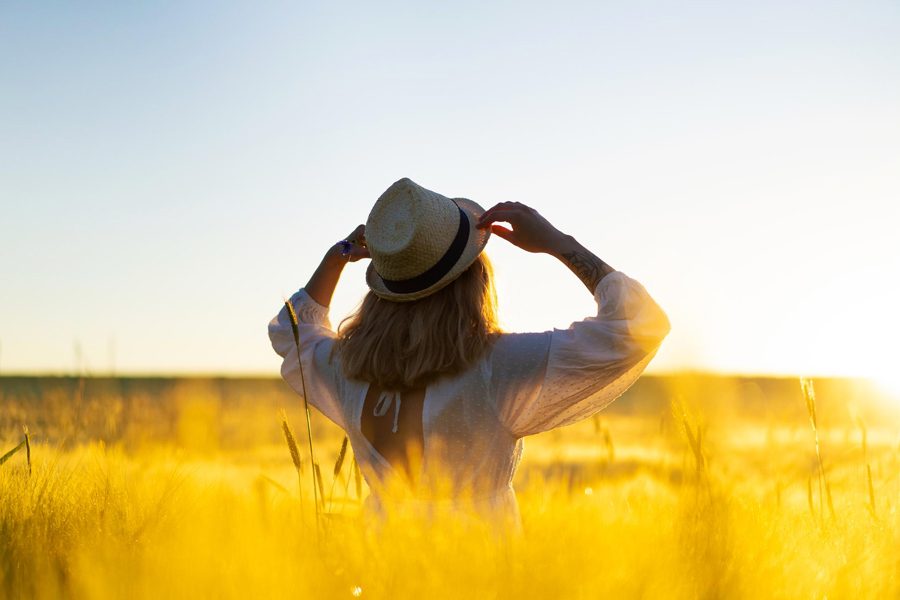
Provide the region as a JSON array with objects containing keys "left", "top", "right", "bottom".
[{"left": 365, "top": 178, "right": 491, "bottom": 302}]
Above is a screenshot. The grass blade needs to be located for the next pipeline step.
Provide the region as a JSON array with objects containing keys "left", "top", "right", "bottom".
[{"left": 0, "top": 439, "right": 26, "bottom": 467}]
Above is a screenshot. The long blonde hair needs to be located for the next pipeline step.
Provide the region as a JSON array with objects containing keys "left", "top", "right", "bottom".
[{"left": 336, "top": 253, "right": 500, "bottom": 389}]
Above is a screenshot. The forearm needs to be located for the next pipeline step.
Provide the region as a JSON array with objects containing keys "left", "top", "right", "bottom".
[
  {"left": 304, "top": 245, "right": 346, "bottom": 307},
  {"left": 546, "top": 234, "right": 616, "bottom": 293}
]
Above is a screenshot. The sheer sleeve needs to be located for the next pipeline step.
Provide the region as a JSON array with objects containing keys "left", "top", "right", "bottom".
[
  {"left": 267, "top": 289, "right": 346, "bottom": 429},
  {"left": 489, "top": 272, "right": 670, "bottom": 437}
]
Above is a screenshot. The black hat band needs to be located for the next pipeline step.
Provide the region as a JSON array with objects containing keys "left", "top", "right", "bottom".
[{"left": 378, "top": 205, "right": 470, "bottom": 295}]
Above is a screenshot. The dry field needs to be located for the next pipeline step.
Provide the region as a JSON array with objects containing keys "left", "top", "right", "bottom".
[{"left": 1, "top": 374, "right": 898, "bottom": 599}]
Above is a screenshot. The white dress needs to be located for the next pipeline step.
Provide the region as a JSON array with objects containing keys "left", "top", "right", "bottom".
[{"left": 268, "top": 271, "right": 670, "bottom": 524}]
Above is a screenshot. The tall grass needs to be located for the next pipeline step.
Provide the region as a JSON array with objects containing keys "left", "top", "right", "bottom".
[
  {"left": 1, "top": 375, "right": 898, "bottom": 598},
  {"left": 801, "top": 378, "right": 835, "bottom": 521},
  {"left": 2, "top": 428, "right": 896, "bottom": 599}
]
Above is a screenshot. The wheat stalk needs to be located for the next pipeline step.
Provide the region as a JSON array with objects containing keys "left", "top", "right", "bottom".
[
  {"left": 333, "top": 435, "right": 348, "bottom": 478},
  {"left": 23, "top": 426, "right": 31, "bottom": 476},
  {"left": 0, "top": 429, "right": 31, "bottom": 475},
  {"left": 327, "top": 436, "right": 349, "bottom": 510},
  {"left": 853, "top": 412, "right": 868, "bottom": 461},
  {"left": 0, "top": 439, "right": 26, "bottom": 467},
  {"left": 852, "top": 412, "right": 878, "bottom": 519},
  {"left": 807, "top": 475, "right": 815, "bottom": 517},
  {"left": 866, "top": 464, "right": 877, "bottom": 519},
  {"left": 800, "top": 378, "right": 834, "bottom": 522},
  {"left": 313, "top": 462, "right": 326, "bottom": 506},
  {"left": 284, "top": 299, "right": 322, "bottom": 522},
  {"left": 280, "top": 413, "right": 306, "bottom": 521},
  {"left": 281, "top": 414, "right": 303, "bottom": 474},
  {"left": 601, "top": 424, "right": 615, "bottom": 463},
  {"left": 671, "top": 396, "right": 706, "bottom": 484}
]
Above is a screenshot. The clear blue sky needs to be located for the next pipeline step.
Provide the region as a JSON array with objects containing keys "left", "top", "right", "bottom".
[{"left": 2, "top": 1, "right": 898, "bottom": 379}]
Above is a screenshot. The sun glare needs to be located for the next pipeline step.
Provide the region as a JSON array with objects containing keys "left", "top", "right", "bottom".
[
  {"left": 788, "top": 270, "right": 900, "bottom": 405},
  {"left": 872, "top": 373, "right": 900, "bottom": 403},
  {"left": 864, "top": 333, "right": 900, "bottom": 404}
]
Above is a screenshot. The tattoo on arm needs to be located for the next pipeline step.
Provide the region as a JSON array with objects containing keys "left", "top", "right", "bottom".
[{"left": 560, "top": 250, "right": 614, "bottom": 293}]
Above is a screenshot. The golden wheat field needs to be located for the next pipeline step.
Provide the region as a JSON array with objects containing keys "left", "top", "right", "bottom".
[{"left": 1, "top": 374, "right": 898, "bottom": 599}]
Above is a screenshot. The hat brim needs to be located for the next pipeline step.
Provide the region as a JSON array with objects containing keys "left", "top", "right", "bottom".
[{"left": 365, "top": 196, "right": 490, "bottom": 302}]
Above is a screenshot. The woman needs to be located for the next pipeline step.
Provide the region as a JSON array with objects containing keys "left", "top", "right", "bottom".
[{"left": 268, "top": 178, "right": 670, "bottom": 526}]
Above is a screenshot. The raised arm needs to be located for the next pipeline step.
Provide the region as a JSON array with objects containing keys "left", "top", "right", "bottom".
[
  {"left": 304, "top": 224, "right": 370, "bottom": 307},
  {"left": 478, "top": 201, "right": 670, "bottom": 437},
  {"left": 476, "top": 202, "right": 615, "bottom": 292},
  {"left": 267, "top": 225, "right": 370, "bottom": 429}
]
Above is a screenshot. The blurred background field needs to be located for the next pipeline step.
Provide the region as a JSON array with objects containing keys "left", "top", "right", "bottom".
[{"left": 1, "top": 374, "right": 898, "bottom": 598}]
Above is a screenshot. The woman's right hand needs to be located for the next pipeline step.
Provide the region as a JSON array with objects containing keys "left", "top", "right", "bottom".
[
  {"left": 476, "top": 202, "right": 567, "bottom": 254},
  {"left": 477, "top": 201, "right": 616, "bottom": 292}
]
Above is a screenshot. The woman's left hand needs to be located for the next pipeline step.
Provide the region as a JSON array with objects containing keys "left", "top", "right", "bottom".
[
  {"left": 334, "top": 224, "right": 370, "bottom": 263},
  {"left": 307, "top": 225, "right": 370, "bottom": 307}
]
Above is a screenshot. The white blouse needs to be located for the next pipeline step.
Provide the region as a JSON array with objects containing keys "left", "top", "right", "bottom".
[{"left": 268, "top": 272, "right": 670, "bottom": 523}]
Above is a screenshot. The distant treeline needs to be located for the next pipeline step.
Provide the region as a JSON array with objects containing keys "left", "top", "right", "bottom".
[{"left": 1, "top": 374, "right": 895, "bottom": 449}]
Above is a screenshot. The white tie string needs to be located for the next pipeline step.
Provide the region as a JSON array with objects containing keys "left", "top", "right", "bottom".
[{"left": 373, "top": 390, "right": 402, "bottom": 433}]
